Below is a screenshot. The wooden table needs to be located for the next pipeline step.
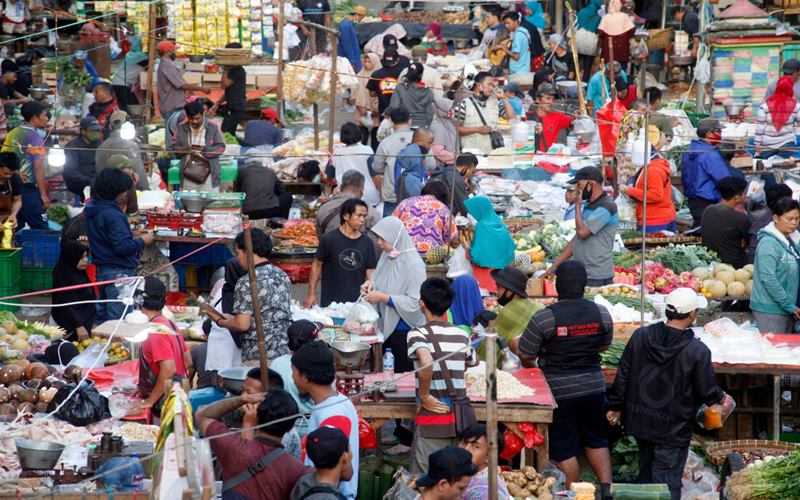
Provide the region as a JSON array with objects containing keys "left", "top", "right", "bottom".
[
  {"left": 355, "top": 392, "right": 555, "bottom": 470},
  {"left": 92, "top": 320, "right": 205, "bottom": 351}
]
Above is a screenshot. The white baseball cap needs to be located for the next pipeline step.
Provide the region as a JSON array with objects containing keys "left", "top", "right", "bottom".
[{"left": 665, "top": 288, "right": 708, "bottom": 314}]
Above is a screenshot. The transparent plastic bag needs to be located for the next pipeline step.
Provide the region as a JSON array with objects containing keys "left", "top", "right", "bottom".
[
  {"left": 67, "top": 342, "right": 109, "bottom": 368},
  {"left": 746, "top": 177, "right": 766, "bottom": 206},
  {"left": 616, "top": 195, "right": 636, "bottom": 223},
  {"left": 446, "top": 245, "right": 472, "bottom": 278},
  {"left": 343, "top": 302, "right": 379, "bottom": 335}
]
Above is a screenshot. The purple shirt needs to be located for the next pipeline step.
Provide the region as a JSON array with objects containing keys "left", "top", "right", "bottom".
[{"left": 2, "top": 125, "right": 44, "bottom": 181}]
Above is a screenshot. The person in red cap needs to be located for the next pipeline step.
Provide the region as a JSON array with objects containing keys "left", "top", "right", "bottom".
[
  {"left": 156, "top": 40, "right": 210, "bottom": 121},
  {"left": 243, "top": 108, "right": 285, "bottom": 147}
]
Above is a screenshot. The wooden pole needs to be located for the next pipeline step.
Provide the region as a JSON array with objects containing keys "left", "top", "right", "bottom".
[
  {"left": 277, "top": 0, "right": 285, "bottom": 121},
  {"left": 640, "top": 93, "right": 650, "bottom": 326},
  {"left": 328, "top": 33, "right": 338, "bottom": 155},
  {"left": 486, "top": 330, "right": 498, "bottom": 500},
  {"left": 313, "top": 103, "right": 320, "bottom": 150},
  {"left": 144, "top": 2, "right": 157, "bottom": 124},
  {"left": 565, "top": 2, "right": 586, "bottom": 115},
  {"left": 242, "top": 216, "right": 270, "bottom": 391}
]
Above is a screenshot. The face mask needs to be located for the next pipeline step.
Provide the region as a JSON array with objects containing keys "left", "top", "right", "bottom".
[
  {"left": 419, "top": 145, "right": 429, "bottom": 155},
  {"left": 497, "top": 290, "right": 514, "bottom": 306},
  {"left": 169, "top": 53, "right": 177, "bottom": 61},
  {"left": 85, "top": 132, "right": 101, "bottom": 143},
  {"left": 706, "top": 131, "right": 722, "bottom": 145},
  {"left": 386, "top": 230, "right": 406, "bottom": 259},
  {"left": 582, "top": 184, "right": 592, "bottom": 201}
]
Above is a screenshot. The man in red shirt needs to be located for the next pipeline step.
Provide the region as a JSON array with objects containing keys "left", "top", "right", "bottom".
[
  {"left": 137, "top": 277, "right": 192, "bottom": 411},
  {"left": 615, "top": 77, "right": 639, "bottom": 110},
  {"left": 530, "top": 84, "right": 573, "bottom": 151},
  {"left": 196, "top": 389, "right": 306, "bottom": 499}
]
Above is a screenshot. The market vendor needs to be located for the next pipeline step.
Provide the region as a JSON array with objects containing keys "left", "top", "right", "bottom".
[
  {"left": 88, "top": 82, "right": 119, "bottom": 138},
  {"left": 456, "top": 72, "right": 517, "bottom": 154},
  {"left": 528, "top": 83, "right": 573, "bottom": 151},
  {"left": 458, "top": 424, "right": 510, "bottom": 498},
  {"left": 547, "top": 34, "right": 575, "bottom": 82},
  {"left": 214, "top": 42, "right": 247, "bottom": 136},
  {"left": 755, "top": 76, "right": 800, "bottom": 158},
  {"left": 0, "top": 65, "right": 29, "bottom": 116},
  {"left": 607, "top": 288, "right": 725, "bottom": 500},
  {"left": 517, "top": 261, "right": 613, "bottom": 495},
  {"left": 51, "top": 240, "right": 95, "bottom": 342},
  {"left": 110, "top": 51, "right": 148, "bottom": 113},
  {"left": 243, "top": 108, "right": 284, "bottom": 147},
  {"left": 64, "top": 117, "right": 102, "bottom": 201},
  {"left": 236, "top": 153, "right": 293, "bottom": 220},
  {"left": 137, "top": 277, "right": 192, "bottom": 412},
  {"left": 546, "top": 167, "right": 618, "bottom": 286},
  {"left": 156, "top": 40, "right": 211, "bottom": 121},
  {"left": 173, "top": 100, "right": 226, "bottom": 191},
  {"left": 464, "top": 196, "right": 516, "bottom": 289},
  {"left": 701, "top": 176, "right": 751, "bottom": 268},
  {"left": 476, "top": 266, "right": 541, "bottom": 362},
  {"left": 269, "top": 320, "right": 319, "bottom": 418},
  {"left": 72, "top": 51, "right": 100, "bottom": 89},
  {"left": 96, "top": 110, "right": 149, "bottom": 192},
  {"left": 393, "top": 179, "right": 459, "bottom": 257},
  {"left": 0, "top": 151, "right": 22, "bottom": 228},
  {"left": 305, "top": 198, "right": 377, "bottom": 308},
  {"left": 316, "top": 170, "right": 381, "bottom": 237},
  {"left": 416, "top": 447, "right": 479, "bottom": 500}
]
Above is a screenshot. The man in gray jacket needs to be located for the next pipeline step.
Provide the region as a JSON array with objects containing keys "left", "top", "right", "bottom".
[
  {"left": 95, "top": 110, "right": 148, "bottom": 191},
  {"left": 173, "top": 100, "right": 226, "bottom": 191}
]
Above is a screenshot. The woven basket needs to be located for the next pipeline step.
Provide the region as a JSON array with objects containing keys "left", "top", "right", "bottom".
[
  {"left": 705, "top": 439, "right": 798, "bottom": 467},
  {"left": 646, "top": 28, "right": 673, "bottom": 51},
  {"left": 503, "top": 217, "right": 545, "bottom": 234},
  {"left": 213, "top": 48, "right": 251, "bottom": 66}
]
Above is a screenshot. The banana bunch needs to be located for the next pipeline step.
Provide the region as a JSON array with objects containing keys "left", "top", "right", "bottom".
[{"left": 155, "top": 384, "right": 194, "bottom": 454}]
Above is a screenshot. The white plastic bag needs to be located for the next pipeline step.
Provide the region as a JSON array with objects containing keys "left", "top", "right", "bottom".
[
  {"left": 446, "top": 245, "right": 472, "bottom": 278},
  {"left": 67, "top": 342, "right": 109, "bottom": 369},
  {"left": 616, "top": 195, "right": 636, "bottom": 223},
  {"left": 343, "top": 302, "right": 380, "bottom": 335}
]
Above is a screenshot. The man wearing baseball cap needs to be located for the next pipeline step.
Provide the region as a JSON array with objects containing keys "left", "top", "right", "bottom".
[
  {"left": 95, "top": 109, "right": 149, "bottom": 192},
  {"left": 545, "top": 166, "right": 618, "bottom": 286},
  {"left": 291, "top": 425, "right": 353, "bottom": 499},
  {"left": 156, "top": 39, "right": 210, "bottom": 120},
  {"left": 243, "top": 108, "right": 284, "bottom": 147},
  {"left": 765, "top": 58, "right": 800, "bottom": 100},
  {"left": 366, "top": 46, "right": 410, "bottom": 117},
  {"left": 415, "top": 446, "right": 478, "bottom": 500},
  {"left": 64, "top": 116, "right": 102, "bottom": 200},
  {"left": 607, "top": 288, "right": 725, "bottom": 500}
]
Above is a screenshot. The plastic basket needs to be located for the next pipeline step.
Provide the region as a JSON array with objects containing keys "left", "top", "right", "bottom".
[
  {"left": 169, "top": 242, "right": 233, "bottom": 266},
  {"left": 0, "top": 249, "right": 21, "bottom": 287},
  {"left": 0, "top": 282, "right": 20, "bottom": 311},
  {"left": 21, "top": 267, "right": 53, "bottom": 294},
  {"left": 15, "top": 230, "right": 61, "bottom": 268}
]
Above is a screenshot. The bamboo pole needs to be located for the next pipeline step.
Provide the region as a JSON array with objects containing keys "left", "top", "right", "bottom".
[
  {"left": 640, "top": 93, "right": 650, "bottom": 326},
  {"left": 242, "top": 216, "right": 269, "bottom": 391},
  {"left": 143, "top": 2, "right": 157, "bottom": 124},
  {"left": 277, "top": 0, "right": 285, "bottom": 121},
  {"left": 565, "top": 2, "right": 586, "bottom": 115},
  {"left": 328, "top": 33, "right": 338, "bottom": 155},
  {"left": 486, "top": 330, "right": 498, "bottom": 500}
]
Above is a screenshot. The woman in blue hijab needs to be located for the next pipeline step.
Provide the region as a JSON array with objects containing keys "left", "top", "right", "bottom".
[
  {"left": 524, "top": 1, "right": 546, "bottom": 31},
  {"left": 448, "top": 275, "right": 484, "bottom": 332},
  {"left": 465, "top": 196, "right": 516, "bottom": 293}
]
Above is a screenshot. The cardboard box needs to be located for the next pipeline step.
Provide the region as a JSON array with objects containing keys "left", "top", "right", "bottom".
[
  {"left": 184, "top": 62, "right": 205, "bottom": 72},
  {"left": 202, "top": 72, "right": 222, "bottom": 84},
  {"left": 184, "top": 72, "right": 203, "bottom": 85},
  {"left": 256, "top": 74, "right": 277, "bottom": 88}
]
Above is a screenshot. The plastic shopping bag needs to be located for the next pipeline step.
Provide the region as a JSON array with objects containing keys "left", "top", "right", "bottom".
[{"left": 446, "top": 245, "right": 472, "bottom": 278}]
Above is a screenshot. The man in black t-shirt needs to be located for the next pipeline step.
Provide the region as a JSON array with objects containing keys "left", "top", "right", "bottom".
[
  {"left": 298, "top": 0, "right": 331, "bottom": 55},
  {"left": 215, "top": 43, "right": 248, "bottom": 135},
  {"left": 305, "top": 198, "right": 377, "bottom": 307},
  {"left": 367, "top": 46, "right": 410, "bottom": 117},
  {"left": 0, "top": 152, "right": 23, "bottom": 227},
  {"left": 701, "top": 176, "right": 752, "bottom": 268},
  {"left": 547, "top": 34, "right": 575, "bottom": 82},
  {"left": 0, "top": 67, "right": 29, "bottom": 117}
]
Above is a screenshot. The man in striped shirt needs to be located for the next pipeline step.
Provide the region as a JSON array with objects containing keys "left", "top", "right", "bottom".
[
  {"left": 517, "top": 261, "right": 614, "bottom": 498},
  {"left": 408, "top": 277, "right": 477, "bottom": 475}
]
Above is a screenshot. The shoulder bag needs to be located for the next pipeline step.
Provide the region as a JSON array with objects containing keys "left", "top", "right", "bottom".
[
  {"left": 182, "top": 152, "right": 211, "bottom": 184},
  {"left": 470, "top": 98, "right": 505, "bottom": 150}
]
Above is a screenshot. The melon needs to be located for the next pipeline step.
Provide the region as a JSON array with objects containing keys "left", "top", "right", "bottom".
[
  {"left": 708, "top": 280, "right": 727, "bottom": 299},
  {"left": 716, "top": 270, "right": 736, "bottom": 286},
  {"left": 734, "top": 269, "right": 751, "bottom": 283},
  {"left": 727, "top": 281, "right": 746, "bottom": 298},
  {"left": 692, "top": 267, "right": 711, "bottom": 280},
  {"left": 714, "top": 263, "right": 735, "bottom": 275},
  {"left": 743, "top": 264, "right": 754, "bottom": 276},
  {"left": 702, "top": 279, "right": 716, "bottom": 290},
  {"left": 746, "top": 279, "right": 753, "bottom": 296}
]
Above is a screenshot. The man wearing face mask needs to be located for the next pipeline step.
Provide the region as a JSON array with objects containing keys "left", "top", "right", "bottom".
[
  {"left": 455, "top": 71, "right": 517, "bottom": 154},
  {"left": 606, "top": 288, "right": 726, "bottom": 500},
  {"left": 429, "top": 153, "right": 477, "bottom": 217},
  {"left": 545, "top": 166, "right": 618, "bottom": 286},
  {"left": 156, "top": 40, "right": 211, "bottom": 121},
  {"left": 64, "top": 116, "right": 102, "bottom": 201},
  {"left": 681, "top": 118, "right": 744, "bottom": 227},
  {"left": 95, "top": 110, "right": 149, "bottom": 192}
]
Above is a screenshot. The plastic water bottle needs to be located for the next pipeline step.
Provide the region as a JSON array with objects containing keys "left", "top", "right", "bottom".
[
  {"left": 383, "top": 348, "right": 395, "bottom": 382},
  {"left": 566, "top": 132, "right": 578, "bottom": 152},
  {"left": 288, "top": 201, "right": 302, "bottom": 220}
]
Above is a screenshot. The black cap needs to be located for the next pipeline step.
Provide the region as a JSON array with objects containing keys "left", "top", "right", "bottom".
[
  {"left": 306, "top": 426, "right": 350, "bottom": 469},
  {"left": 783, "top": 59, "right": 800, "bottom": 74},
  {"left": 383, "top": 34, "right": 399, "bottom": 48},
  {"left": 567, "top": 166, "right": 604, "bottom": 184},
  {"left": 383, "top": 46, "right": 399, "bottom": 65},
  {"left": 79, "top": 116, "right": 102, "bottom": 130},
  {"left": 45, "top": 340, "right": 80, "bottom": 365},
  {"left": 490, "top": 266, "right": 529, "bottom": 298},
  {"left": 143, "top": 276, "right": 167, "bottom": 301},
  {"left": 291, "top": 340, "right": 335, "bottom": 373},
  {"left": 536, "top": 83, "right": 558, "bottom": 98},
  {"left": 697, "top": 117, "right": 722, "bottom": 138},
  {"left": 288, "top": 320, "right": 321, "bottom": 346},
  {"left": 415, "top": 447, "right": 478, "bottom": 488},
  {"left": 614, "top": 77, "right": 628, "bottom": 92}
]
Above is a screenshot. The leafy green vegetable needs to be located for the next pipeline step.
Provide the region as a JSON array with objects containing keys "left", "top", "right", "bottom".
[
  {"left": 47, "top": 204, "right": 70, "bottom": 226},
  {"left": 42, "top": 56, "right": 93, "bottom": 88},
  {"left": 612, "top": 434, "right": 640, "bottom": 481},
  {"left": 223, "top": 132, "right": 239, "bottom": 145},
  {"left": 599, "top": 341, "right": 627, "bottom": 368},
  {"left": 652, "top": 244, "right": 717, "bottom": 274},
  {"left": 730, "top": 448, "right": 800, "bottom": 498},
  {"left": 0, "top": 311, "right": 16, "bottom": 323}
]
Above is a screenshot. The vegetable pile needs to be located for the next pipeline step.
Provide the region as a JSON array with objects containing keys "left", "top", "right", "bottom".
[
  {"left": 650, "top": 244, "right": 718, "bottom": 274},
  {"left": 629, "top": 262, "right": 702, "bottom": 294},
  {"left": 692, "top": 263, "right": 753, "bottom": 299},
  {"left": 47, "top": 205, "right": 70, "bottom": 226},
  {"left": 513, "top": 222, "right": 569, "bottom": 259},
  {"left": 500, "top": 467, "right": 555, "bottom": 500},
  {"left": 727, "top": 448, "right": 800, "bottom": 499},
  {"left": 600, "top": 341, "right": 627, "bottom": 368}
]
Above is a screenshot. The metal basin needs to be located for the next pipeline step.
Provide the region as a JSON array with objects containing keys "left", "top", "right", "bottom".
[
  {"left": 16, "top": 439, "right": 65, "bottom": 470},
  {"left": 28, "top": 87, "right": 50, "bottom": 100},
  {"left": 724, "top": 103, "right": 747, "bottom": 117},
  {"left": 330, "top": 341, "right": 371, "bottom": 371},
  {"left": 217, "top": 366, "right": 252, "bottom": 395},
  {"left": 179, "top": 193, "right": 209, "bottom": 213}
]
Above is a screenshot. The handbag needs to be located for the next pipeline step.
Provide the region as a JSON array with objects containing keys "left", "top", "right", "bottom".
[
  {"left": 470, "top": 98, "right": 505, "bottom": 150},
  {"left": 574, "top": 28, "right": 599, "bottom": 56},
  {"left": 415, "top": 325, "right": 476, "bottom": 439},
  {"left": 182, "top": 152, "right": 211, "bottom": 184}
]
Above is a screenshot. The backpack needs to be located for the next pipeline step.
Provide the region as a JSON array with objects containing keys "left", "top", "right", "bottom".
[{"left": 299, "top": 485, "right": 348, "bottom": 500}]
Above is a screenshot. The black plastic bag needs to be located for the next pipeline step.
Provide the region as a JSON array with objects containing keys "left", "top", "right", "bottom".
[{"left": 46, "top": 381, "right": 110, "bottom": 426}]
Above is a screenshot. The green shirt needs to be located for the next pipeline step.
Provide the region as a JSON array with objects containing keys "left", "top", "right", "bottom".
[{"left": 477, "top": 297, "right": 543, "bottom": 363}]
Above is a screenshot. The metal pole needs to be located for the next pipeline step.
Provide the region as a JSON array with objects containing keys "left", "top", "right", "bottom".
[
  {"left": 773, "top": 374, "right": 781, "bottom": 442},
  {"left": 640, "top": 93, "right": 650, "bottom": 326},
  {"left": 555, "top": 0, "right": 563, "bottom": 36},
  {"left": 328, "top": 33, "right": 338, "bottom": 155},
  {"left": 661, "top": 0, "right": 668, "bottom": 29},
  {"left": 143, "top": 3, "right": 157, "bottom": 124},
  {"left": 486, "top": 329, "right": 498, "bottom": 500},
  {"left": 313, "top": 103, "right": 320, "bottom": 150},
  {"left": 277, "top": 0, "right": 285, "bottom": 121},
  {"left": 242, "top": 216, "right": 270, "bottom": 391}
]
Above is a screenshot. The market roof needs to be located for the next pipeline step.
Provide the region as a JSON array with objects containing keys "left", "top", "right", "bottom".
[{"left": 719, "top": 0, "right": 768, "bottom": 19}]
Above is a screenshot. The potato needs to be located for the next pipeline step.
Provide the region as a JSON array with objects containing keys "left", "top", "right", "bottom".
[
  {"left": 507, "top": 483, "right": 525, "bottom": 497},
  {"left": 522, "top": 466, "right": 538, "bottom": 480}
]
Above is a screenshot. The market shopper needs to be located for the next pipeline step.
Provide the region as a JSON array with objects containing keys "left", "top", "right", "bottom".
[
  {"left": 101, "top": 155, "right": 140, "bottom": 214},
  {"left": 765, "top": 58, "right": 800, "bottom": 100},
  {"left": 585, "top": 62, "right": 626, "bottom": 116},
  {"left": 137, "top": 277, "right": 191, "bottom": 411},
  {"left": 316, "top": 170, "right": 381, "bottom": 237},
  {"left": 429, "top": 153, "right": 477, "bottom": 217},
  {"left": 110, "top": 51, "right": 148, "bottom": 112},
  {"left": 216, "top": 228, "right": 292, "bottom": 363},
  {"left": 465, "top": 196, "right": 516, "bottom": 285},
  {"left": 85, "top": 169, "right": 154, "bottom": 322},
  {"left": 564, "top": 186, "right": 577, "bottom": 221},
  {"left": 203, "top": 262, "right": 244, "bottom": 372},
  {"left": 362, "top": 216, "right": 426, "bottom": 374},
  {"left": 458, "top": 424, "right": 510, "bottom": 499},
  {"left": 306, "top": 198, "right": 377, "bottom": 307},
  {"left": 755, "top": 75, "right": 800, "bottom": 157},
  {"left": 88, "top": 82, "right": 119, "bottom": 138},
  {"left": 196, "top": 390, "right": 305, "bottom": 499},
  {"left": 415, "top": 447, "right": 478, "bottom": 500},
  {"left": 456, "top": 71, "right": 517, "bottom": 154},
  {"left": 393, "top": 179, "right": 458, "bottom": 257},
  {"left": 518, "top": 261, "right": 613, "bottom": 494},
  {"left": 354, "top": 53, "right": 381, "bottom": 146},
  {"left": 372, "top": 108, "right": 415, "bottom": 215},
  {"left": 269, "top": 320, "right": 319, "bottom": 416},
  {"left": 64, "top": 116, "right": 102, "bottom": 200},
  {"left": 408, "top": 277, "right": 477, "bottom": 474},
  {"left": 95, "top": 110, "right": 149, "bottom": 191},
  {"left": 333, "top": 123, "right": 380, "bottom": 207},
  {"left": 51, "top": 240, "right": 95, "bottom": 342},
  {"left": 156, "top": 40, "right": 211, "bottom": 120},
  {"left": 619, "top": 128, "right": 677, "bottom": 233},
  {"left": 0, "top": 151, "right": 21, "bottom": 227},
  {"left": 597, "top": 0, "right": 636, "bottom": 70},
  {"left": 448, "top": 275, "right": 484, "bottom": 332},
  {"left": 750, "top": 197, "right": 800, "bottom": 333},
  {"left": 291, "top": 426, "right": 354, "bottom": 499},
  {"left": 576, "top": 0, "right": 603, "bottom": 82},
  {"left": 395, "top": 127, "right": 435, "bottom": 202},
  {"left": 701, "top": 176, "right": 751, "bottom": 268},
  {"left": 367, "top": 46, "right": 410, "bottom": 118},
  {"left": 388, "top": 62, "right": 434, "bottom": 128},
  {"left": 235, "top": 154, "right": 293, "bottom": 220},
  {"left": 338, "top": 5, "right": 367, "bottom": 73},
  {"left": 681, "top": 118, "right": 742, "bottom": 227},
  {"left": 746, "top": 183, "right": 793, "bottom": 263},
  {"left": 546, "top": 167, "right": 618, "bottom": 286},
  {"left": 2, "top": 100, "right": 49, "bottom": 229},
  {"left": 243, "top": 108, "right": 284, "bottom": 147},
  {"left": 500, "top": 12, "right": 531, "bottom": 76},
  {"left": 292, "top": 341, "right": 360, "bottom": 499},
  {"left": 528, "top": 83, "right": 573, "bottom": 151},
  {"left": 607, "top": 288, "right": 725, "bottom": 500},
  {"left": 173, "top": 99, "right": 226, "bottom": 191},
  {"left": 213, "top": 42, "right": 247, "bottom": 135}
]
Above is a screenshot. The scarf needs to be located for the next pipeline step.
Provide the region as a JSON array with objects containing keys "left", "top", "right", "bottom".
[
  {"left": 767, "top": 76, "right": 797, "bottom": 132},
  {"left": 478, "top": 296, "right": 542, "bottom": 361},
  {"left": 355, "top": 53, "right": 382, "bottom": 109},
  {"left": 525, "top": 1, "right": 546, "bottom": 31},
  {"left": 451, "top": 275, "right": 484, "bottom": 327},
  {"left": 577, "top": 0, "right": 604, "bottom": 32},
  {"left": 597, "top": 0, "right": 635, "bottom": 36},
  {"left": 427, "top": 22, "right": 442, "bottom": 39},
  {"left": 465, "top": 196, "right": 515, "bottom": 269},
  {"left": 371, "top": 217, "right": 427, "bottom": 333}
]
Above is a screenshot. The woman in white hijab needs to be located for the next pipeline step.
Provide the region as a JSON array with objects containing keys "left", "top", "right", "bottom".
[
  {"left": 361, "top": 216, "right": 426, "bottom": 373},
  {"left": 363, "top": 23, "right": 412, "bottom": 58}
]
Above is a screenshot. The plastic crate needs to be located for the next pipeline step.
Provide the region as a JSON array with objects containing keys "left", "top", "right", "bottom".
[
  {"left": 0, "top": 282, "right": 20, "bottom": 311},
  {"left": 169, "top": 242, "right": 233, "bottom": 266},
  {"left": 21, "top": 267, "right": 53, "bottom": 294},
  {"left": 0, "top": 248, "right": 21, "bottom": 287},
  {"left": 15, "top": 230, "right": 61, "bottom": 268}
]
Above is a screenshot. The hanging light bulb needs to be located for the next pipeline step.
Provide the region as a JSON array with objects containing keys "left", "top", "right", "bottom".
[
  {"left": 48, "top": 144, "right": 65, "bottom": 168},
  {"left": 120, "top": 121, "right": 136, "bottom": 141}
]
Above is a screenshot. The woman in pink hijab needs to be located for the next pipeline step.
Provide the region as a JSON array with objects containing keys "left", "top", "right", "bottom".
[{"left": 597, "top": 0, "right": 636, "bottom": 70}]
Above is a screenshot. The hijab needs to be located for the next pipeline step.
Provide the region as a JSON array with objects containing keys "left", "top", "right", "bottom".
[
  {"left": 524, "top": 1, "right": 546, "bottom": 31},
  {"left": 465, "top": 196, "right": 515, "bottom": 269},
  {"left": 451, "top": 275, "right": 484, "bottom": 326},
  {"left": 431, "top": 97, "right": 457, "bottom": 153},
  {"left": 364, "top": 24, "right": 412, "bottom": 57},
  {"left": 555, "top": 260, "right": 588, "bottom": 299},
  {"left": 577, "top": 0, "right": 604, "bottom": 32},
  {"left": 371, "top": 217, "right": 426, "bottom": 333},
  {"left": 597, "top": 0, "right": 635, "bottom": 36},
  {"left": 51, "top": 240, "right": 95, "bottom": 333},
  {"left": 427, "top": 22, "right": 442, "bottom": 39},
  {"left": 355, "top": 52, "right": 382, "bottom": 109},
  {"left": 767, "top": 76, "right": 797, "bottom": 132}
]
